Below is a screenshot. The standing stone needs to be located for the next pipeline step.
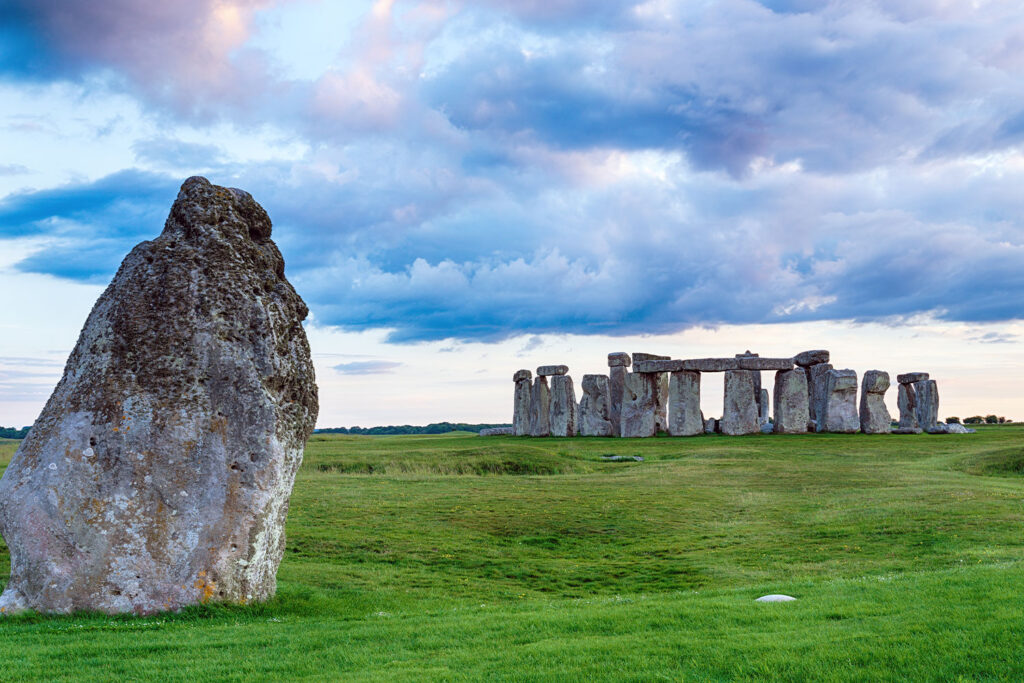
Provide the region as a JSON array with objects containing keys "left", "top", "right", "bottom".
[
  {"left": 0, "top": 177, "right": 318, "bottom": 615},
  {"left": 607, "top": 353, "right": 630, "bottom": 437},
  {"left": 633, "top": 353, "right": 670, "bottom": 433},
  {"left": 721, "top": 370, "right": 759, "bottom": 435},
  {"left": 579, "top": 375, "right": 614, "bottom": 437},
  {"left": 807, "top": 363, "right": 834, "bottom": 428},
  {"left": 704, "top": 418, "right": 717, "bottom": 434},
  {"left": 913, "top": 379, "right": 940, "bottom": 433},
  {"left": 549, "top": 375, "right": 579, "bottom": 437},
  {"left": 818, "top": 369, "right": 859, "bottom": 433},
  {"left": 668, "top": 371, "right": 702, "bottom": 436},
  {"left": 859, "top": 370, "right": 892, "bottom": 434},
  {"left": 896, "top": 382, "right": 921, "bottom": 433},
  {"left": 512, "top": 370, "right": 532, "bottom": 436},
  {"left": 773, "top": 368, "right": 809, "bottom": 434},
  {"left": 620, "top": 372, "right": 657, "bottom": 438},
  {"left": 529, "top": 377, "right": 551, "bottom": 437},
  {"left": 759, "top": 388, "right": 770, "bottom": 425}
]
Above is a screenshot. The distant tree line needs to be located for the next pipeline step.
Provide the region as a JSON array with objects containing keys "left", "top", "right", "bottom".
[
  {"left": 315, "top": 422, "right": 511, "bottom": 436},
  {"left": 0, "top": 426, "right": 30, "bottom": 439},
  {"left": 960, "top": 415, "right": 1012, "bottom": 425}
]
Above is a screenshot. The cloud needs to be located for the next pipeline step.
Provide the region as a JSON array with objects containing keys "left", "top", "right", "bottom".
[
  {"left": 0, "top": 164, "right": 29, "bottom": 176},
  {"left": 332, "top": 360, "right": 403, "bottom": 375},
  {"left": 969, "top": 331, "right": 1018, "bottom": 345}
]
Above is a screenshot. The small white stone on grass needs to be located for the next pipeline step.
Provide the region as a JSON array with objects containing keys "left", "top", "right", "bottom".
[{"left": 755, "top": 594, "right": 797, "bottom": 602}]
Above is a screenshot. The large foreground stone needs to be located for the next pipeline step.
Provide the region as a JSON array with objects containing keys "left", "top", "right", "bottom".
[
  {"left": 0, "top": 177, "right": 318, "bottom": 615},
  {"left": 549, "top": 375, "right": 579, "bottom": 437},
  {"left": 668, "top": 371, "right": 702, "bottom": 436},
  {"left": 512, "top": 370, "right": 532, "bottom": 436},
  {"left": 579, "top": 375, "right": 614, "bottom": 437},
  {"left": 859, "top": 370, "right": 891, "bottom": 434},
  {"left": 818, "top": 369, "right": 859, "bottom": 433},
  {"left": 721, "top": 370, "right": 759, "bottom": 435},
  {"left": 608, "top": 365, "right": 628, "bottom": 437},
  {"left": 773, "top": 368, "right": 809, "bottom": 434}
]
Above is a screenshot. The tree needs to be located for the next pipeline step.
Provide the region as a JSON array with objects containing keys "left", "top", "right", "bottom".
[
  {"left": 964, "top": 416, "right": 984, "bottom": 424},
  {"left": 945, "top": 417, "right": 960, "bottom": 424},
  {"left": 985, "top": 415, "right": 999, "bottom": 424}
]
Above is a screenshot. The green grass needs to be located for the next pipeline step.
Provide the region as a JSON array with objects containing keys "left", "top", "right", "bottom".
[{"left": 2, "top": 427, "right": 1024, "bottom": 680}]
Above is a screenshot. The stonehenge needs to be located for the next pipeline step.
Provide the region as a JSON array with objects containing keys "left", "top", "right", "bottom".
[{"left": 507, "top": 350, "right": 951, "bottom": 439}]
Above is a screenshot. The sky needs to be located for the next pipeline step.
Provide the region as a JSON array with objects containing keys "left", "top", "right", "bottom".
[{"left": 0, "top": 0, "right": 1022, "bottom": 428}]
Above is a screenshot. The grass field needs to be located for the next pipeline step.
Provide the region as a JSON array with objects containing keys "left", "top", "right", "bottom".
[{"left": 1, "top": 427, "right": 1023, "bottom": 681}]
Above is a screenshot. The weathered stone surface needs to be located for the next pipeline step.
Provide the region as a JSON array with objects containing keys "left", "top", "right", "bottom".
[
  {"left": 632, "top": 352, "right": 670, "bottom": 365},
  {"left": 607, "top": 352, "right": 631, "bottom": 368},
  {"left": 608, "top": 366, "right": 627, "bottom": 437},
  {"left": 794, "top": 350, "right": 830, "bottom": 367},
  {"left": 897, "top": 382, "right": 920, "bottom": 432},
  {"left": 861, "top": 370, "right": 890, "bottom": 394},
  {"left": 807, "top": 363, "right": 834, "bottom": 425},
  {"left": 722, "top": 370, "right": 760, "bottom": 435},
  {"left": 536, "top": 365, "right": 569, "bottom": 377},
  {"left": 945, "top": 423, "right": 975, "bottom": 434},
  {"left": 897, "top": 372, "right": 929, "bottom": 385},
  {"left": 926, "top": 423, "right": 949, "bottom": 434},
  {"left": 738, "top": 357, "right": 795, "bottom": 371},
  {"left": 634, "top": 359, "right": 686, "bottom": 373},
  {"left": 620, "top": 372, "right": 657, "bottom": 438},
  {"left": 773, "top": 368, "right": 809, "bottom": 434},
  {"left": 480, "top": 427, "right": 513, "bottom": 436},
  {"left": 512, "top": 376, "right": 532, "bottom": 436},
  {"left": 0, "top": 177, "right": 318, "bottom": 616},
  {"left": 529, "top": 377, "right": 550, "bottom": 437},
  {"left": 704, "top": 418, "right": 717, "bottom": 434},
  {"left": 579, "top": 375, "right": 614, "bottom": 437},
  {"left": 668, "top": 371, "right": 702, "bottom": 436},
  {"left": 549, "top": 375, "right": 578, "bottom": 437},
  {"left": 818, "top": 369, "right": 859, "bottom": 433},
  {"left": 680, "top": 358, "right": 739, "bottom": 372},
  {"left": 913, "top": 379, "right": 939, "bottom": 432},
  {"left": 513, "top": 369, "right": 532, "bottom": 383},
  {"left": 859, "top": 370, "right": 892, "bottom": 434},
  {"left": 758, "top": 388, "right": 770, "bottom": 425},
  {"left": 654, "top": 372, "right": 669, "bottom": 433}
]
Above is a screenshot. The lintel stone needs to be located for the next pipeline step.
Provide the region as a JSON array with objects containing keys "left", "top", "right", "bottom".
[
  {"left": 537, "top": 365, "right": 569, "bottom": 377},
  {"left": 607, "top": 352, "right": 631, "bottom": 368},
  {"left": 680, "top": 357, "right": 739, "bottom": 372},
  {"left": 513, "top": 369, "right": 532, "bottom": 382},
  {"left": 897, "top": 372, "right": 929, "bottom": 385}
]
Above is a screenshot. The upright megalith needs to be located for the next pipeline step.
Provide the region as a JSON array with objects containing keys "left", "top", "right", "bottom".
[
  {"left": 759, "top": 389, "right": 770, "bottom": 426},
  {"left": 722, "top": 370, "right": 759, "bottom": 435},
  {"left": 807, "top": 362, "right": 834, "bottom": 429},
  {"left": 633, "top": 353, "right": 670, "bottom": 433},
  {"left": 914, "top": 379, "right": 940, "bottom": 433},
  {"left": 668, "top": 371, "right": 702, "bottom": 436},
  {"left": 896, "top": 378, "right": 921, "bottom": 434},
  {"left": 773, "top": 368, "right": 809, "bottom": 434},
  {"left": 0, "top": 177, "right": 318, "bottom": 616},
  {"left": 818, "top": 369, "right": 859, "bottom": 433},
  {"left": 529, "top": 376, "right": 551, "bottom": 437},
  {"left": 579, "top": 375, "right": 614, "bottom": 437},
  {"left": 512, "top": 370, "right": 532, "bottom": 436},
  {"left": 859, "top": 371, "right": 892, "bottom": 434},
  {"left": 621, "top": 372, "right": 658, "bottom": 438},
  {"left": 607, "top": 352, "right": 630, "bottom": 437},
  {"left": 549, "top": 374, "right": 579, "bottom": 437}
]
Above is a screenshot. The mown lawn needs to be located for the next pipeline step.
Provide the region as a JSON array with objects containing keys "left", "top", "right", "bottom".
[{"left": 1, "top": 427, "right": 1023, "bottom": 681}]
